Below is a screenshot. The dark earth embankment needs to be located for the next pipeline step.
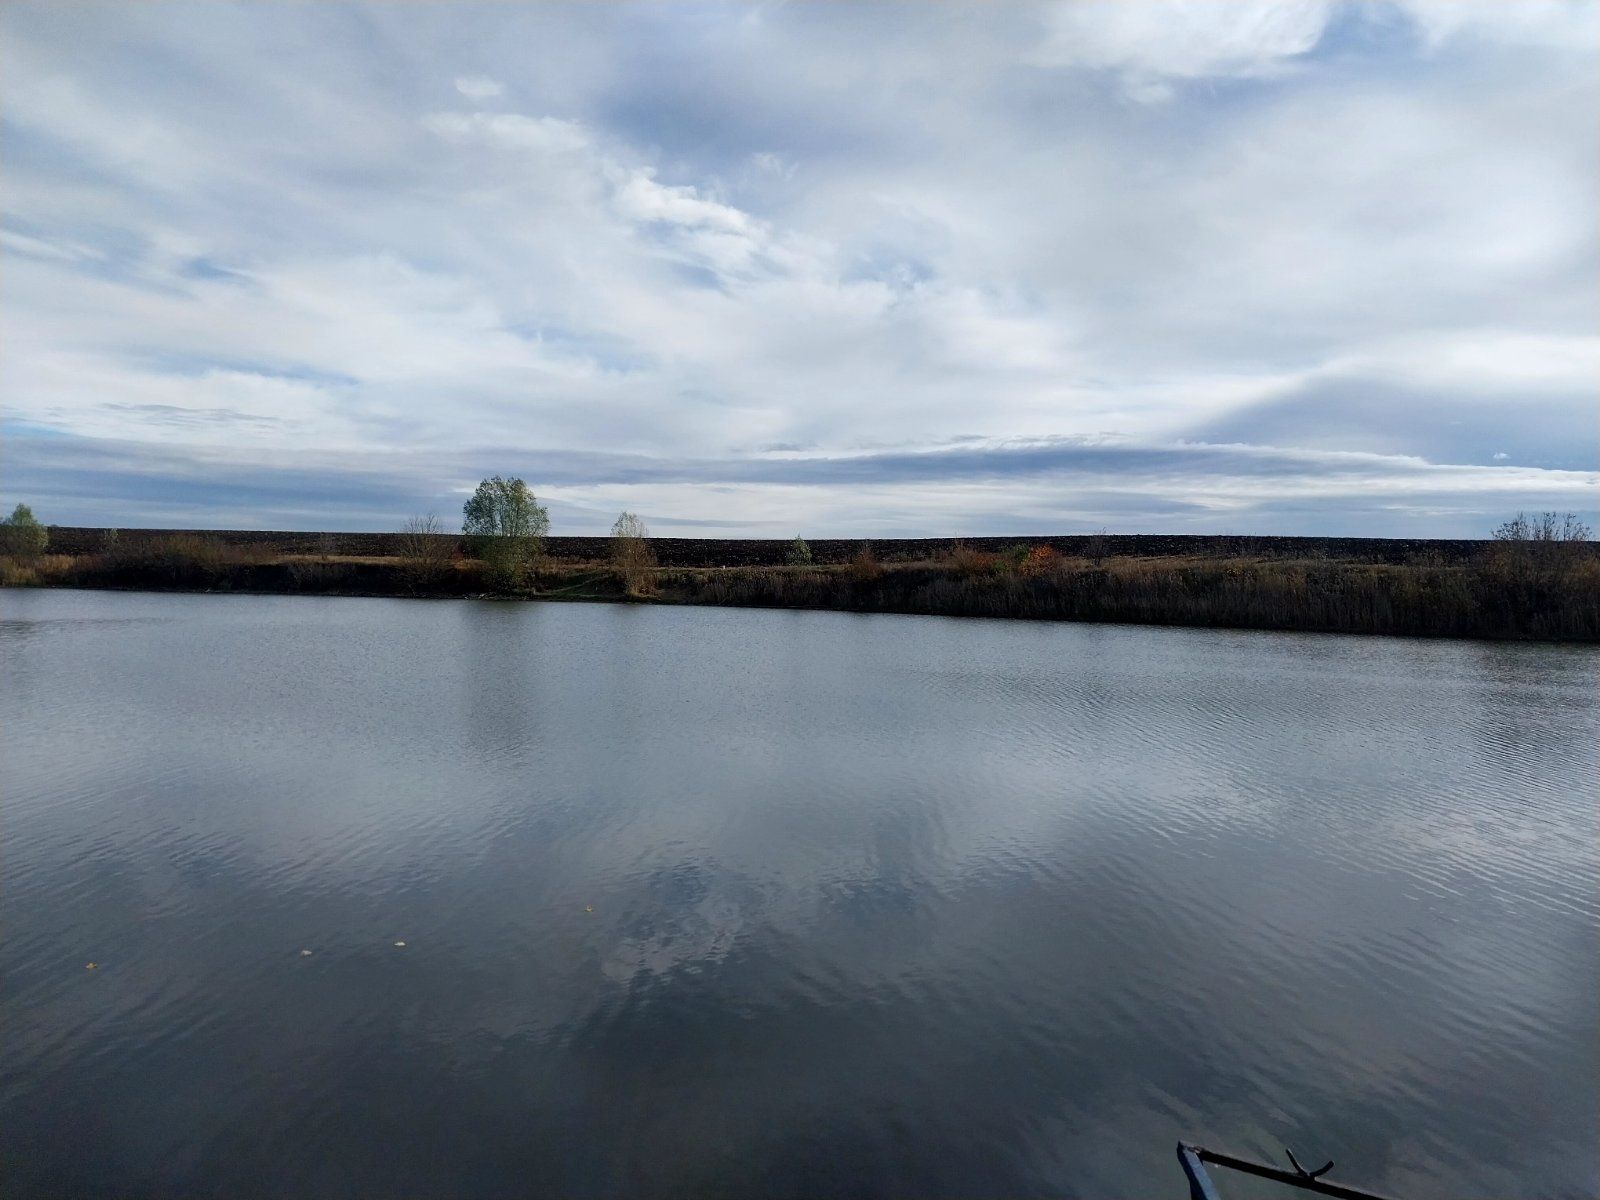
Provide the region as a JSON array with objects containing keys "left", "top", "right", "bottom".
[{"left": 41, "top": 527, "right": 1496, "bottom": 566}]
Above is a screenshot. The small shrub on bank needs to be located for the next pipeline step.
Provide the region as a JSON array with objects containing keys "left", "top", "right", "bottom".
[
  {"left": 1020, "top": 545, "right": 1062, "bottom": 576},
  {"left": 1083, "top": 528, "right": 1109, "bottom": 567},
  {"left": 848, "top": 544, "right": 883, "bottom": 583},
  {"left": 397, "top": 514, "right": 458, "bottom": 587},
  {"left": 1001, "top": 544, "right": 1031, "bottom": 571},
  {"left": 611, "top": 511, "right": 656, "bottom": 596},
  {"left": 478, "top": 538, "right": 535, "bottom": 589},
  {"left": 948, "top": 541, "right": 998, "bottom": 577}
]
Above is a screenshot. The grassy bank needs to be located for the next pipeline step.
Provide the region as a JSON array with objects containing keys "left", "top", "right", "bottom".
[{"left": 4, "top": 530, "right": 1597, "bottom": 641}]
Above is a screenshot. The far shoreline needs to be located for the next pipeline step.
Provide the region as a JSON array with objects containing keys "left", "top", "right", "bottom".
[{"left": 5, "top": 527, "right": 1596, "bottom": 643}]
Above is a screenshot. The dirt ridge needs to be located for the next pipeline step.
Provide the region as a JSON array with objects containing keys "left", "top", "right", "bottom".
[{"left": 43, "top": 527, "right": 1496, "bottom": 566}]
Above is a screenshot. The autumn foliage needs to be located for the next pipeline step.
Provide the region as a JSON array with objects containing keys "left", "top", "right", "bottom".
[{"left": 1019, "top": 545, "right": 1061, "bottom": 576}]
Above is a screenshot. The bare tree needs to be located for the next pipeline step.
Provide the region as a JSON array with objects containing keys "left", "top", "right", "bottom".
[
  {"left": 1487, "top": 510, "right": 1594, "bottom": 582},
  {"left": 397, "top": 514, "right": 456, "bottom": 585},
  {"left": 1561, "top": 513, "right": 1593, "bottom": 541},
  {"left": 611, "top": 511, "right": 656, "bottom": 595},
  {"left": 1493, "top": 511, "right": 1592, "bottom": 542},
  {"left": 1083, "top": 527, "right": 1109, "bottom": 567}
]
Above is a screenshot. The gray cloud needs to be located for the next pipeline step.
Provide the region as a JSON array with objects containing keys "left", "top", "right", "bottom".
[
  {"left": 1188, "top": 377, "right": 1600, "bottom": 473},
  {"left": 8, "top": 426, "right": 1592, "bottom": 538}
]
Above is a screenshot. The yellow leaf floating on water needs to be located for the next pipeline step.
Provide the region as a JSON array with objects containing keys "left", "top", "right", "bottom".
[
  {"left": 393, "top": 941, "right": 406, "bottom": 948},
  {"left": 585, "top": 906, "right": 594, "bottom": 913},
  {"left": 85, "top": 963, "right": 97, "bottom": 970}
]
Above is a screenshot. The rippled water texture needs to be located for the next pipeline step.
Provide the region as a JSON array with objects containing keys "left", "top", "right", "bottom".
[{"left": 3, "top": 590, "right": 1596, "bottom": 1198}]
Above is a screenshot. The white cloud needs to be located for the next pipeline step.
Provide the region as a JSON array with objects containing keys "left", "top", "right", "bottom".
[
  {"left": 613, "top": 172, "right": 755, "bottom": 236},
  {"left": 454, "top": 75, "right": 505, "bottom": 101},
  {"left": 1332, "top": 332, "right": 1600, "bottom": 397},
  {"left": 0, "top": 229, "right": 103, "bottom": 264},
  {"left": 748, "top": 152, "right": 796, "bottom": 180},
  {"left": 421, "top": 110, "right": 590, "bottom": 156},
  {"left": 1030, "top": 1, "right": 1600, "bottom": 99},
  {"left": 0, "top": 2, "right": 1594, "bottom": 534},
  {"left": 1035, "top": 0, "right": 1334, "bottom": 88},
  {"left": 1397, "top": 0, "right": 1600, "bottom": 50}
]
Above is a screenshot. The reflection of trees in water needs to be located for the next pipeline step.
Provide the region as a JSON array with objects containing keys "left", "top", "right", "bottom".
[
  {"left": 1462, "top": 642, "right": 1600, "bottom": 777},
  {"left": 458, "top": 602, "right": 539, "bottom": 766},
  {"left": 0, "top": 618, "right": 47, "bottom": 645},
  {"left": 0, "top": 616, "right": 154, "bottom": 643},
  {"left": 595, "top": 604, "right": 651, "bottom": 762},
  {"left": 601, "top": 861, "right": 758, "bottom": 984}
]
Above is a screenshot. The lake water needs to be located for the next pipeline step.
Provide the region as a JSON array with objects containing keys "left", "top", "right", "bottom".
[{"left": 3, "top": 589, "right": 1596, "bottom": 1199}]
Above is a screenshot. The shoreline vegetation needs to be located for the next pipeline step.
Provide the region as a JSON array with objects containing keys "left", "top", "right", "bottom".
[{"left": 5, "top": 524, "right": 1599, "bottom": 642}]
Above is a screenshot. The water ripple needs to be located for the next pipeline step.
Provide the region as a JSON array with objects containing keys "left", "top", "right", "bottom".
[{"left": 2, "top": 592, "right": 1595, "bottom": 1199}]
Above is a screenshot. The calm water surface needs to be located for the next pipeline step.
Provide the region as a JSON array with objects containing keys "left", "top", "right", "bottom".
[{"left": 3, "top": 589, "right": 1596, "bottom": 1198}]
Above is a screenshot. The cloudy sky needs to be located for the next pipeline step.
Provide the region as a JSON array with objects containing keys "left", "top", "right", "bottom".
[{"left": 2, "top": 1, "right": 1596, "bottom": 536}]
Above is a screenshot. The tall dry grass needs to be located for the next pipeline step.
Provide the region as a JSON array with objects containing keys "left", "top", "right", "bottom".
[
  {"left": 660, "top": 548, "right": 1600, "bottom": 640},
  {"left": 79, "top": 534, "right": 273, "bottom": 588},
  {"left": 0, "top": 554, "right": 73, "bottom": 587}
]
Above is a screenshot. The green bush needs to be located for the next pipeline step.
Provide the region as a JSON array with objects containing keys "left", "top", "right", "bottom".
[{"left": 0, "top": 504, "right": 48, "bottom": 560}]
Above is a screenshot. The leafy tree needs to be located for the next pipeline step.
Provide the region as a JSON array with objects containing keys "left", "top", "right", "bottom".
[
  {"left": 610, "top": 511, "right": 655, "bottom": 595},
  {"left": 463, "top": 476, "right": 549, "bottom": 587},
  {"left": 786, "top": 535, "right": 813, "bottom": 566},
  {"left": 464, "top": 476, "right": 548, "bottom": 541},
  {"left": 611, "top": 511, "right": 649, "bottom": 541},
  {"left": 0, "top": 503, "right": 48, "bottom": 560}
]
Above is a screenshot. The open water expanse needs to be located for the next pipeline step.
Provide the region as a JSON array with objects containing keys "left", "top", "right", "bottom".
[{"left": 3, "top": 588, "right": 1596, "bottom": 1198}]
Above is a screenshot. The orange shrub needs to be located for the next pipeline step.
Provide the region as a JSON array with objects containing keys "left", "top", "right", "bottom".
[{"left": 1020, "top": 545, "right": 1061, "bottom": 576}]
